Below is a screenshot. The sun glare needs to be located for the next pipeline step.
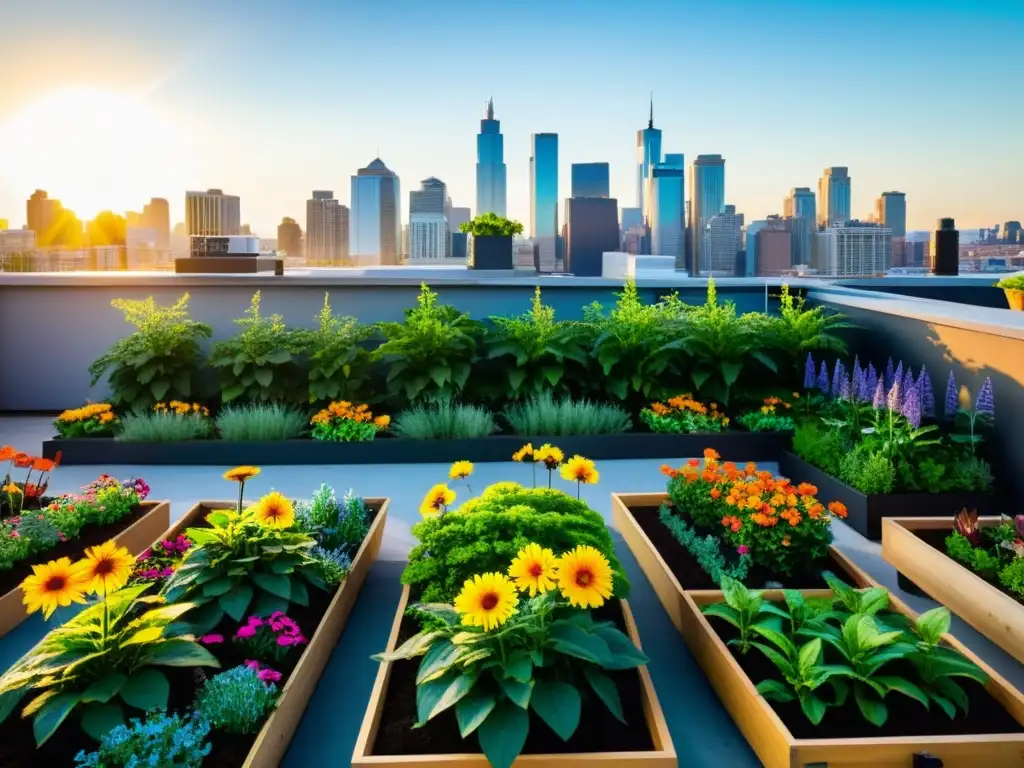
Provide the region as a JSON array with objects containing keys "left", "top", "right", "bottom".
[{"left": 0, "top": 87, "right": 191, "bottom": 220}]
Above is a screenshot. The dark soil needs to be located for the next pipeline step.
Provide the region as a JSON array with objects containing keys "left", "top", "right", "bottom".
[
  {"left": 372, "top": 600, "right": 656, "bottom": 757},
  {"left": 913, "top": 527, "right": 1024, "bottom": 607},
  {"left": 0, "top": 502, "right": 381, "bottom": 767},
  {"left": 0, "top": 504, "right": 150, "bottom": 596},
  {"left": 706, "top": 615, "right": 1024, "bottom": 739},
  {"left": 631, "top": 505, "right": 833, "bottom": 590}
]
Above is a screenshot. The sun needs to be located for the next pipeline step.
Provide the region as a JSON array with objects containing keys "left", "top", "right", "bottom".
[{"left": 0, "top": 87, "right": 192, "bottom": 220}]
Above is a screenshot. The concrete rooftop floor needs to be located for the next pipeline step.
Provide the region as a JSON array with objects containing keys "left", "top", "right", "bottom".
[{"left": 1, "top": 415, "right": 1022, "bottom": 766}]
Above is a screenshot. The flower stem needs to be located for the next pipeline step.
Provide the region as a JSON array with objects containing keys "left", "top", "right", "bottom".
[
  {"left": 102, "top": 581, "right": 108, "bottom": 641},
  {"left": 237, "top": 480, "right": 245, "bottom": 515}
]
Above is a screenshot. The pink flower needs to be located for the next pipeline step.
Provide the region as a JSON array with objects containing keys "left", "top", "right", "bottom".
[
  {"left": 200, "top": 634, "right": 224, "bottom": 644},
  {"left": 247, "top": 616, "right": 265, "bottom": 627},
  {"left": 737, "top": 545, "right": 750, "bottom": 555},
  {"left": 270, "top": 620, "right": 284, "bottom": 632},
  {"left": 278, "top": 618, "right": 300, "bottom": 635},
  {"left": 58, "top": 532, "right": 67, "bottom": 542},
  {"left": 257, "top": 668, "right": 282, "bottom": 684},
  {"left": 236, "top": 624, "right": 257, "bottom": 639},
  {"left": 244, "top": 659, "right": 261, "bottom": 671},
  {"left": 137, "top": 548, "right": 151, "bottom": 561},
  {"left": 277, "top": 634, "right": 298, "bottom": 646},
  {"left": 8, "top": 530, "right": 20, "bottom": 539},
  {"left": 159, "top": 567, "right": 175, "bottom": 577},
  {"left": 269, "top": 611, "right": 287, "bottom": 620}
]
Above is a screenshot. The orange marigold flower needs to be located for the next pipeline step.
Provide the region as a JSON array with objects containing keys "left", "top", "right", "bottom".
[
  {"left": 745, "top": 462, "right": 757, "bottom": 474},
  {"left": 659, "top": 464, "right": 679, "bottom": 479},
  {"left": 782, "top": 535, "right": 791, "bottom": 547},
  {"left": 724, "top": 496, "right": 737, "bottom": 506},
  {"left": 686, "top": 458, "right": 700, "bottom": 467},
  {"left": 807, "top": 503, "right": 825, "bottom": 519},
  {"left": 828, "top": 501, "right": 848, "bottom": 519},
  {"left": 769, "top": 494, "right": 786, "bottom": 507},
  {"left": 703, "top": 448, "right": 720, "bottom": 461},
  {"left": 13, "top": 453, "right": 33, "bottom": 469},
  {"left": 710, "top": 488, "right": 721, "bottom": 499},
  {"left": 796, "top": 483, "right": 818, "bottom": 497}
]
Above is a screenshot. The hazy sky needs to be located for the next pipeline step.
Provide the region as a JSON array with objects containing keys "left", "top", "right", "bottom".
[{"left": 1, "top": 0, "right": 1021, "bottom": 235}]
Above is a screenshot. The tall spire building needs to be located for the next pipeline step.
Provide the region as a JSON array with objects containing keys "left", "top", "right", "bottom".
[
  {"left": 475, "top": 98, "right": 507, "bottom": 217},
  {"left": 635, "top": 96, "right": 662, "bottom": 214}
]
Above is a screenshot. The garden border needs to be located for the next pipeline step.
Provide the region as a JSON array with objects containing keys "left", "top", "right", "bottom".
[
  {"left": 777, "top": 451, "right": 995, "bottom": 540},
  {"left": 42, "top": 431, "right": 791, "bottom": 466},
  {"left": 161, "top": 498, "right": 388, "bottom": 768},
  {"left": 0, "top": 500, "right": 171, "bottom": 638},
  {"left": 350, "top": 584, "right": 677, "bottom": 768},
  {"left": 882, "top": 516, "right": 1024, "bottom": 666}
]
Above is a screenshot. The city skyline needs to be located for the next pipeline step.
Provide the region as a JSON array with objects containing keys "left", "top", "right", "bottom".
[{"left": 0, "top": 0, "right": 1021, "bottom": 235}]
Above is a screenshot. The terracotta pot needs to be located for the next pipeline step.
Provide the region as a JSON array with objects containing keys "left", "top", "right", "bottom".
[{"left": 1004, "top": 288, "right": 1024, "bottom": 311}]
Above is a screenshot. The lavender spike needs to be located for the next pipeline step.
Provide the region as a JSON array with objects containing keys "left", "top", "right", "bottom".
[
  {"left": 944, "top": 371, "right": 958, "bottom": 420},
  {"left": 803, "top": 353, "right": 816, "bottom": 390},
  {"left": 975, "top": 377, "right": 995, "bottom": 419},
  {"left": 902, "top": 377, "right": 922, "bottom": 428},
  {"left": 817, "top": 361, "right": 830, "bottom": 395},
  {"left": 872, "top": 378, "right": 886, "bottom": 410}
]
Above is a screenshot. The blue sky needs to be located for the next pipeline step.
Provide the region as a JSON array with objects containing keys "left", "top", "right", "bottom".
[{"left": 0, "top": 0, "right": 1021, "bottom": 234}]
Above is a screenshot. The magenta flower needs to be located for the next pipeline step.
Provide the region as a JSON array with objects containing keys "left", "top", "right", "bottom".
[
  {"left": 244, "top": 659, "right": 261, "bottom": 671},
  {"left": 277, "top": 634, "right": 298, "bottom": 647},
  {"left": 159, "top": 566, "right": 175, "bottom": 577},
  {"left": 248, "top": 616, "right": 265, "bottom": 627},
  {"left": 737, "top": 545, "right": 749, "bottom": 555},
  {"left": 200, "top": 634, "right": 224, "bottom": 645},
  {"left": 236, "top": 624, "right": 257, "bottom": 639},
  {"left": 137, "top": 549, "right": 151, "bottom": 562},
  {"left": 258, "top": 668, "right": 282, "bottom": 684},
  {"left": 269, "top": 611, "right": 287, "bottom": 620}
]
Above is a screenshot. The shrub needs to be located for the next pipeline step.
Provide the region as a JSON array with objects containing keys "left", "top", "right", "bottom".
[
  {"left": 392, "top": 401, "right": 498, "bottom": 440},
  {"left": 792, "top": 420, "right": 845, "bottom": 477},
  {"left": 459, "top": 212, "right": 524, "bottom": 237},
  {"left": 762, "top": 284, "right": 851, "bottom": 385},
  {"left": 640, "top": 394, "right": 729, "bottom": 433},
  {"left": 373, "top": 284, "right": 482, "bottom": 404},
  {"left": 73, "top": 710, "right": 211, "bottom": 768},
  {"left": 402, "top": 482, "right": 629, "bottom": 603},
  {"left": 195, "top": 665, "right": 279, "bottom": 735},
  {"left": 503, "top": 391, "right": 631, "bottom": 436},
  {"left": 216, "top": 402, "right": 308, "bottom": 441},
  {"left": 309, "top": 401, "right": 388, "bottom": 442},
  {"left": 88, "top": 293, "right": 212, "bottom": 411},
  {"left": 53, "top": 402, "right": 120, "bottom": 438},
  {"left": 117, "top": 407, "right": 212, "bottom": 443},
  {"left": 298, "top": 293, "right": 375, "bottom": 405},
  {"left": 996, "top": 274, "right": 1024, "bottom": 290},
  {"left": 207, "top": 291, "right": 305, "bottom": 405}
]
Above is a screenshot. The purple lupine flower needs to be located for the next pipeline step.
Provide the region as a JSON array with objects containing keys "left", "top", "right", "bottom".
[
  {"left": 831, "top": 360, "right": 845, "bottom": 397},
  {"left": 872, "top": 377, "right": 886, "bottom": 409},
  {"left": 902, "top": 368, "right": 916, "bottom": 404},
  {"left": 867, "top": 362, "right": 878, "bottom": 390},
  {"left": 839, "top": 374, "right": 852, "bottom": 401},
  {"left": 886, "top": 367, "right": 903, "bottom": 412},
  {"left": 854, "top": 365, "right": 868, "bottom": 402},
  {"left": 803, "top": 353, "right": 816, "bottom": 390},
  {"left": 817, "top": 360, "right": 830, "bottom": 394},
  {"left": 884, "top": 357, "right": 895, "bottom": 389},
  {"left": 944, "top": 371, "right": 958, "bottom": 420},
  {"left": 918, "top": 366, "right": 935, "bottom": 419},
  {"left": 852, "top": 355, "right": 861, "bottom": 378},
  {"left": 975, "top": 377, "right": 995, "bottom": 419},
  {"left": 901, "top": 375, "right": 922, "bottom": 428}
]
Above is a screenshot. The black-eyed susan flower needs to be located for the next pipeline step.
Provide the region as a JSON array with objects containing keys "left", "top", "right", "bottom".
[
  {"left": 449, "top": 460, "right": 474, "bottom": 480},
  {"left": 453, "top": 572, "right": 518, "bottom": 630},
  {"left": 251, "top": 491, "right": 295, "bottom": 528},
  {"left": 21, "top": 557, "right": 87, "bottom": 619},
  {"left": 223, "top": 466, "right": 260, "bottom": 483},
  {"left": 420, "top": 484, "right": 456, "bottom": 517},
  {"left": 555, "top": 545, "right": 613, "bottom": 609},
  {"left": 533, "top": 444, "right": 564, "bottom": 488},
  {"left": 74, "top": 540, "right": 135, "bottom": 595},
  {"left": 512, "top": 443, "right": 535, "bottom": 462},
  {"left": 507, "top": 543, "right": 557, "bottom": 596},
  {"left": 559, "top": 455, "right": 599, "bottom": 497}
]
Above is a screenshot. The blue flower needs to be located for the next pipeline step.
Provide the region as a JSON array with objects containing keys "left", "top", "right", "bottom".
[
  {"left": 944, "top": 371, "right": 958, "bottom": 420},
  {"left": 817, "top": 360, "right": 830, "bottom": 395},
  {"left": 803, "top": 353, "right": 816, "bottom": 390},
  {"left": 975, "top": 377, "right": 995, "bottom": 419},
  {"left": 918, "top": 366, "right": 935, "bottom": 418}
]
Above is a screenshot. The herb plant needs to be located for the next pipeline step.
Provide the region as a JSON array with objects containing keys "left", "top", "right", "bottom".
[
  {"left": 194, "top": 665, "right": 279, "bottom": 735},
  {"left": 216, "top": 402, "right": 308, "bottom": 441},
  {"left": 764, "top": 285, "right": 851, "bottom": 383},
  {"left": 392, "top": 401, "right": 498, "bottom": 440},
  {"left": 298, "top": 293, "right": 375, "bottom": 405},
  {"left": 88, "top": 294, "right": 212, "bottom": 410},
  {"left": 658, "top": 505, "right": 751, "bottom": 585},
  {"left": 700, "top": 575, "right": 790, "bottom": 654},
  {"left": 503, "top": 392, "right": 631, "bottom": 436},
  {"left": 116, "top": 408, "right": 212, "bottom": 443},
  {"left": 73, "top": 710, "right": 212, "bottom": 768}
]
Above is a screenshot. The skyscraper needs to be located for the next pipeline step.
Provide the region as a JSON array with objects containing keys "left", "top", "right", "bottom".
[
  {"left": 409, "top": 177, "right": 449, "bottom": 260},
  {"left": 782, "top": 187, "right": 816, "bottom": 265},
  {"left": 564, "top": 197, "right": 619, "bottom": 277},
  {"left": 756, "top": 219, "right": 792, "bottom": 276},
  {"left": 689, "top": 155, "right": 726, "bottom": 275},
  {"left": 701, "top": 204, "right": 743, "bottom": 275},
  {"left": 530, "top": 133, "right": 558, "bottom": 272},
  {"left": 185, "top": 189, "right": 240, "bottom": 236},
  {"left": 875, "top": 192, "right": 907, "bottom": 238},
  {"left": 277, "top": 217, "right": 302, "bottom": 257},
  {"left": 26, "top": 190, "right": 61, "bottom": 243},
  {"left": 571, "top": 163, "right": 610, "bottom": 198},
  {"left": 635, "top": 97, "right": 662, "bottom": 212},
  {"left": 475, "top": 98, "right": 507, "bottom": 217},
  {"left": 932, "top": 218, "right": 959, "bottom": 276},
  {"left": 814, "top": 222, "right": 891, "bottom": 275},
  {"left": 350, "top": 158, "right": 401, "bottom": 265},
  {"left": 306, "top": 190, "right": 348, "bottom": 264},
  {"left": 818, "top": 167, "right": 851, "bottom": 227},
  {"left": 646, "top": 157, "right": 684, "bottom": 263}
]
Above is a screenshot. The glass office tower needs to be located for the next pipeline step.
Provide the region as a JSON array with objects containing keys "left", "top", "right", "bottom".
[
  {"left": 818, "top": 167, "right": 851, "bottom": 227},
  {"left": 571, "top": 162, "right": 610, "bottom": 198},
  {"left": 475, "top": 98, "right": 507, "bottom": 217},
  {"left": 689, "top": 154, "right": 726, "bottom": 275},
  {"left": 635, "top": 99, "right": 662, "bottom": 212},
  {"left": 530, "top": 133, "right": 558, "bottom": 271}
]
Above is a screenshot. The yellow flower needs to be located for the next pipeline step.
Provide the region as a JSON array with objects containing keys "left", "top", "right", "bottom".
[
  {"left": 512, "top": 443, "right": 535, "bottom": 462},
  {"left": 559, "top": 455, "right": 599, "bottom": 484},
  {"left": 250, "top": 491, "right": 295, "bottom": 528},
  {"left": 374, "top": 414, "right": 391, "bottom": 428},
  {"left": 556, "top": 545, "right": 613, "bottom": 609},
  {"left": 449, "top": 461, "right": 474, "bottom": 480},
  {"left": 534, "top": 443, "right": 564, "bottom": 469},
  {"left": 507, "top": 543, "right": 558, "bottom": 596},
  {"left": 453, "top": 572, "right": 519, "bottom": 630},
  {"left": 74, "top": 540, "right": 135, "bottom": 595},
  {"left": 224, "top": 466, "right": 261, "bottom": 483},
  {"left": 419, "top": 484, "right": 456, "bottom": 516},
  {"left": 2, "top": 483, "right": 21, "bottom": 495},
  {"left": 21, "top": 557, "right": 88, "bottom": 619}
]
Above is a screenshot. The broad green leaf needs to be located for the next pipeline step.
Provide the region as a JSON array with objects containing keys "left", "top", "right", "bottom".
[
  {"left": 751, "top": 623, "right": 797, "bottom": 657},
  {"left": 749, "top": 641, "right": 796, "bottom": 679},
  {"left": 81, "top": 673, "right": 127, "bottom": 704},
  {"left": 499, "top": 676, "right": 533, "bottom": 709},
  {"left": 875, "top": 676, "right": 930, "bottom": 709},
  {"left": 700, "top": 603, "right": 742, "bottom": 629},
  {"left": 373, "top": 631, "right": 446, "bottom": 662},
  {"left": 416, "top": 639, "right": 461, "bottom": 685},
  {"left": 21, "top": 688, "right": 60, "bottom": 717},
  {"left": 183, "top": 601, "right": 224, "bottom": 635},
  {"left": 120, "top": 626, "right": 165, "bottom": 647},
  {"left": 756, "top": 679, "right": 795, "bottom": 703},
  {"left": 583, "top": 665, "right": 625, "bottom": 723},
  {"left": 289, "top": 577, "right": 309, "bottom": 607},
  {"left": 853, "top": 682, "right": 888, "bottom": 727},
  {"left": 477, "top": 701, "right": 529, "bottom": 768},
  {"left": 219, "top": 583, "right": 254, "bottom": 621},
  {"left": 720, "top": 360, "right": 743, "bottom": 387},
  {"left": 254, "top": 368, "right": 274, "bottom": 387},
  {"left": 120, "top": 669, "right": 170, "bottom": 711},
  {"left": 142, "top": 639, "right": 221, "bottom": 668},
  {"left": 798, "top": 692, "right": 828, "bottom": 725},
  {"left": 548, "top": 622, "right": 610, "bottom": 665},
  {"left": 915, "top": 607, "right": 951, "bottom": 646},
  {"left": 506, "top": 368, "right": 526, "bottom": 393},
  {"left": 33, "top": 692, "right": 80, "bottom": 746},
  {"left": 590, "top": 625, "right": 648, "bottom": 670},
  {"left": 530, "top": 680, "right": 581, "bottom": 741},
  {"left": 251, "top": 591, "right": 290, "bottom": 618},
  {"left": 798, "top": 639, "right": 823, "bottom": 676},
  {"left": 455, "top": 689, "right": 496, "bottom": 737},
  {"left": 503, "top": 654, "right": 533, "bottom": 683},
  {"left": 0, "top": 688, "right": 27, "bottom": 725},
  {"left": 80, "top": 701, "right": 126, "bottom": 741},
  {"left": 426, "top": 671, "right": 478, "bottom": 723},
  {"left": 540, "top": 365, "right": 563, "bottom": 386},
  {"left": 205, "top": 512, "right": 231, "bottom": 528},
  {"left": 932, "top": 676, "right": 971, "bottom": 713},
  {"left": 929, "top": 691, "right": 956, "bottom": 719},
  {"left": 253, "top": 571, "right": 292, "bottom": 601}
]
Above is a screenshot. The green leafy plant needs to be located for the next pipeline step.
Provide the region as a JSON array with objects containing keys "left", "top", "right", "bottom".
[
  {"left": 640, "top": 395, "right": 729, "bottom": 433},
  {"left": 194, "top": 665, "right": 278, "bottom": 735},
  {"left": 207, "top": 291, "right": 305, "bottom": 404},
  {"left": 392, "top": 401, "right": 498, "bottom": 440},
  {"left": 0, "top": 583, "right": 219, "bottom": 745},
  {"left": 53, "top": 403, "right": 121, "bottom": 438},
  {"left": 483, "top": 287, "right": 588, "bottom": 398},
  {"left": 658, "top": 505, "right": 751, "bottom": 585},
  {"left": 294, "top": 484, "right": 369, "bottom": 554},
  {"left": 309, "top": 401, "right": 387, "bottom": 442},
  {"left": 73, "top": 710, "right": 211, "bottom": 768},
  {"left": 995, "top": 274, "right": 1024, "bottom": 290},
  {"left": 88, "top": 294, "right": 212, "bottom": 410},
  {"left": 373, "top": 284, "right": 482, "bottom": 404},
  {"left": 503, "top": 391, "right": 631, "bottom": 436},
  {"left": 298, "top": 293, "right": 375, "bottom": 405},
  {"left": 116, "top": 410, "right": 212, "bottom": 443},
  {"left": 700, "top": 575, "right": 790, "bottom": 654},
  {"left": 908, "top": 606, "right": 990, "bottom": 718},
  {"left": 999, "top": 558, "right": 1024, "bottom": 600},
  {"left": 752, "top": 636, "right": 852, "bottom": 725},
  {"left": 736, "top": 396, "right": 796, "bottom": 432},
  {"left": 764, "top": 284, "right": 851, "bottom": 382},
  {"left": 459, "top": 212, "right": 524, "bottom": 237},
  {"left": 216, "top": 402, "right": 307, "bottom": 441},
  {"left": 402, "top": 483, "right": 628, "bottom": 603}
]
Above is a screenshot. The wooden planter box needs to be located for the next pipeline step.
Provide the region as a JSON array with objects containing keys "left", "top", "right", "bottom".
[
  {"left": 0, "top": 500, "right": 171, "bottom": 638},
  {"left": 352, "top": 585, "right": 676, "bottom": 767},
  {"left": 611, "top": 493, "right": 881, "bottom": 637},
  {"left": 778, "top": 452, "right": 995, "bottom": 540},
  {"left": 173, "top": 499, "right": 388, "bottom": 768},
  {"left": 882, "top": 516, "right": 1024, "bottom": 666}
]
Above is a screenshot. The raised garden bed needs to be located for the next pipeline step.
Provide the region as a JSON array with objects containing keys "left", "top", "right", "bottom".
[
  {"left": 42, "top": 430, "right": 791, "bottom": 466},
  {"left": 0, "top": 499, "right": 170, "bottom": 638},
  {"left": 778, "top": 451, "right": 995, "bottom": 540},
  {"left": 0, "top": 497, "right": 387, "bottom": 768},
  {"left": 686, "top": 586, "right": 1024, "bottom": 767},
  {"left": 611, "top": 492, "right": 879, "bottom": 636},
  {"left": 882, "top": 516, "right": 1024, "bottom": 667},
  {"left": 351, "top": 584, "right": 676, "bottom": 768}
]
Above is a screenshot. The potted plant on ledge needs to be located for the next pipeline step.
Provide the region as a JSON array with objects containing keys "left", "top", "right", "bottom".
[
  {"left": 996, "top": 274, "right": 1024, "bottom": 311},
  {"left": 461, "top": 213, "right": 524, "bottom": 270}
]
